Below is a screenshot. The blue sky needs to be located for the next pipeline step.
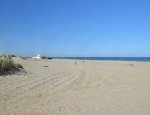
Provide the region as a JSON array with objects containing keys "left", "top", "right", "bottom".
[{"left": 0, "top": 0, "right": 150, "bottom": 57}]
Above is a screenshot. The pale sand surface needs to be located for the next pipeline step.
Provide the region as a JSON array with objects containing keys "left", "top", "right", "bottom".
[{"left": 0, "top": 57, "right": 150, "bottom": 115}]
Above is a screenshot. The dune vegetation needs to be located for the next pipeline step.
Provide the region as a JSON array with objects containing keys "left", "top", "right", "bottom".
[{"left": 0, "top": 55, "right": 23, "bottom": 75}]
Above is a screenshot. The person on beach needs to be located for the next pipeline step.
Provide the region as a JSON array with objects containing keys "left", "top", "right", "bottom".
[{"left": 75, "top": 61, "right": 77, "bottom": 65}]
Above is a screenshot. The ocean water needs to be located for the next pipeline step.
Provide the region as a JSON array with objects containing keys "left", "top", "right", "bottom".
[{"left": 55, "top": 57, "right": 150, "bottom": 62}]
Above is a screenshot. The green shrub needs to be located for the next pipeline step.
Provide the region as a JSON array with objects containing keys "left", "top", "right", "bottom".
[
  {"left": 2, "top": 56, "right": 14, "bottom": 70},
  {"left": 0, "top": 55, "right": 23, "bottom": 75},
  {"left": 0, "top": 61, "right": 2, "bottom": 74}
]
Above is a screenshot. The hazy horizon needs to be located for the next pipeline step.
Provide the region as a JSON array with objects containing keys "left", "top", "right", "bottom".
[{"left": 0, "top": 0, "right": 150, "bottom": 57}]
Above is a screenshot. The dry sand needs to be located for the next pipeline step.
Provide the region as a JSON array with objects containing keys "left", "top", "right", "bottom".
[{"left": 0, "top": 57, "right": 150, "bottom": 115}]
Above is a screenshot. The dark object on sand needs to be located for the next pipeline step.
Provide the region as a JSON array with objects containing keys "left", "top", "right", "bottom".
[
  {"left": 129, "top": 64, "right": 134, "bottom": 66},
  {"left": 43, "top": 66, "right": 48, "bottom": 67}
]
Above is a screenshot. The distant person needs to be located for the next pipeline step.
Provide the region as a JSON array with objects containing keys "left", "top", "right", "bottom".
[
  {"left": 82, "top": 60, "right": 85, "bottom": 63},
  {"left": 75, "top": 61, "right": 77, "bottom": 65}
]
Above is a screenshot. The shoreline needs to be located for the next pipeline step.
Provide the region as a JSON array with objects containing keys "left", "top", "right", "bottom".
[
  {"left": 52, "top": 58, "right": 150, "bottom": 63},
  {"left": 53, "top": 57, "right": 150, "bottom": 62}
]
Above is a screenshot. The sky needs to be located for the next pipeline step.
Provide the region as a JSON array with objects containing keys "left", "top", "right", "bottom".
[{"left": 0, "top": 0, "right": 150, "bottom": 57}]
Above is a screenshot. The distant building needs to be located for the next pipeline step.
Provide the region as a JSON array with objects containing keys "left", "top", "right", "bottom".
[{"left": 32, "top": 54, "right": 41, "bottom": 59}]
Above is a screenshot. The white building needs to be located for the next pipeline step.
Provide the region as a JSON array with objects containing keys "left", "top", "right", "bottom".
[{"left": 32, "top": 54, "right": 41, "bottom": 59}]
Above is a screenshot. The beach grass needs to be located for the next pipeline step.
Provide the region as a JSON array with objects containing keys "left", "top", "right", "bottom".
[{"left": 0, "top": 55, "right": 23, "bottom": 75}]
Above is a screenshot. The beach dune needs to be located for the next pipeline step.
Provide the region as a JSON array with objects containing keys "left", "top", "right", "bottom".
[{"left": 0, "top": 58, "right": 150, "bottom": 115}]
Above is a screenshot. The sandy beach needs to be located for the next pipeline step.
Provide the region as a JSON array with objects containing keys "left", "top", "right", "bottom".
[{"left": 1, "top": 57, "right": 150, "bottom": 115}]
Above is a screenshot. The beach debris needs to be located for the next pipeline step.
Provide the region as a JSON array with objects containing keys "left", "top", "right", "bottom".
[
  {"left": 129, "top": 64, "right": 134, "bottom": 66},
  {"left": 43, "top": 66, "right": 48, "bottom": 67}
]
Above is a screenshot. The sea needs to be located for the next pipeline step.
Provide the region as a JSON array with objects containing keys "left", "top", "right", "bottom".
[{"left": 54, "top": 57, "right": 150, "bottom": 62}]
